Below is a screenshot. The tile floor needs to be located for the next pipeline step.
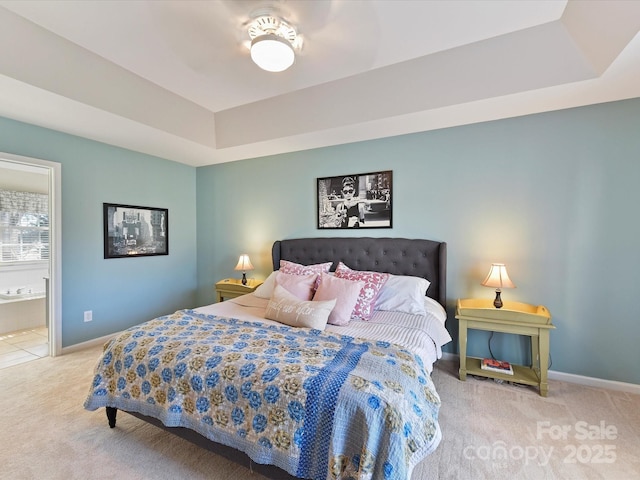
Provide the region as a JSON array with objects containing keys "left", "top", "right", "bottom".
[{"left": 0, "top": 326, "right": 48, "bottom": 369}]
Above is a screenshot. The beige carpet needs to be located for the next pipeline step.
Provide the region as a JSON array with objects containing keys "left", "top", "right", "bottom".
[
  {"left": 417, "top": 360, "right": 640, "bottom": 480},
  {"left": 0, "top": 345, "right": 638, "bottom": 479}
]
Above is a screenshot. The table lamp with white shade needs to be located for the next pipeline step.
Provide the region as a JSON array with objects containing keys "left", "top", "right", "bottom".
[
  {"left": 481, "top": 263, "right": 516, "bottom": 308},
  {"left": 234, "top": 254, "right": 254, "bottom": 285}
]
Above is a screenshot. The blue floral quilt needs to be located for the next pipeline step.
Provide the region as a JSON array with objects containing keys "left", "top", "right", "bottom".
[{"left": 84, "top": 310, "right": 442, "bottom": 480}]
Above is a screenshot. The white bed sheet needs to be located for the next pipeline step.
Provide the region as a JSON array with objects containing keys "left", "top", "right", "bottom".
[{"left": 194, "top": 294, "right": 452, "bottom": 373}]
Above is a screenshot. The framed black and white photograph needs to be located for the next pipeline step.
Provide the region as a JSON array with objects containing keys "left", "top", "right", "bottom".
[
  {"left": 317, "top": 170, "right": 392, "bottom": 229},
  {"left": 103, "top": 203, "right": 168, "bottom": 258}
]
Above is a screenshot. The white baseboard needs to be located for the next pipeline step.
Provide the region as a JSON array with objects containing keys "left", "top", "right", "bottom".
[
  {"left": 61, "top": 332, "right": 119, "bottom": 355},
  {"left": 440, "top": 352, "right": 640, "bottom": 395},
  {"left": 546, "top": 369, "right": 640, "bottom": 395}
]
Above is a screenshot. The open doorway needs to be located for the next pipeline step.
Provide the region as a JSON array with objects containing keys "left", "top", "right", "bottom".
[{"left": 0, "top": 153, "right": 61, "bottom": 367}]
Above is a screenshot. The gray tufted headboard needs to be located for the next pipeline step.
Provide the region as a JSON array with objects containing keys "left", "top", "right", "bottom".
[{"left": 272, "top": 237, "right": 446, "bottom": 306}]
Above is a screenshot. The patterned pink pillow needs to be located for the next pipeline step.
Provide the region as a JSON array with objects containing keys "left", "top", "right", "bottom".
[
  {"left": 279, "top": 260, "right": 332, "bottom": 289},
  {"left": 334, "top": 262, "right": 390, "bottom": 320},
  {"left": 280, "top": 260, "right": 332, "bottom": 276}
]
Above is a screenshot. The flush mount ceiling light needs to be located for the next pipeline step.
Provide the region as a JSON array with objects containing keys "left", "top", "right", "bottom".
[{"left": 247, "top": 14, "right": 298, "bottom": 72}]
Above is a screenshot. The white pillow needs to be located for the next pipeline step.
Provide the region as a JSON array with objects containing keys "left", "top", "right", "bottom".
[
  {"left": 313, "top": 272, "right": 365, "bottom": 326},
  {"left": 265, "top": 285, "right": 336, "bottom": 330},
  {"left": 253, "top": 271, "right": 278, "bottom": 299},
  {"left": 374, "top": 274, "right": 430, "bottom": 315}
]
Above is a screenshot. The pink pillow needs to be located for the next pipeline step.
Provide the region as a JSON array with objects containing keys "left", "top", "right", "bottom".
[
  {"left": 334, "top": 262, "right": 390, "bottom": 320},
  {"left": 313, "top": 273, "right": 365, "bottom": 326},
  {"left": 280, "top": 260, "right": 332, "bottom": 276},
  {"left": 275, "top": 271, "right": 317, "bottom": 301},
  {"left": 279, "top": 260, "right": 332, "bottom": 289}
]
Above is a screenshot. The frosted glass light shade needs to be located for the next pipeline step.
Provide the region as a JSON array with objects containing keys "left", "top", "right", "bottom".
[{"left": 250, "top": 34, "right": 295, "bottom": 72}]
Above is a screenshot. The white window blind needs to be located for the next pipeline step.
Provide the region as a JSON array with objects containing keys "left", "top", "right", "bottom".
[{"left": 0, "top": 189, "right": 49, "bottom": 263}]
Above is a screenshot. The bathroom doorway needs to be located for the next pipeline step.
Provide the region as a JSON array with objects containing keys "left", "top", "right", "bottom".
[{"left": 0, "top": 153, "right": 61, "bottom": 366}]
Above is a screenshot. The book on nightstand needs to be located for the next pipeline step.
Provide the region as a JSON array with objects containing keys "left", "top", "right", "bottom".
[{"left": 481, "top": 358, "right": 514, "bottom": 375}]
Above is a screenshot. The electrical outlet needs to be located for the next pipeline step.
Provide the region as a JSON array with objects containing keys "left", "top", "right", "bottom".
[{"left": 84, "top": 310, "right": 92, "bottom": 322}]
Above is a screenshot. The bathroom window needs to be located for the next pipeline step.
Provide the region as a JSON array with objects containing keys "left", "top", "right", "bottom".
[{"left": 0, "top": 190, "right": 49, "bottom": 264}]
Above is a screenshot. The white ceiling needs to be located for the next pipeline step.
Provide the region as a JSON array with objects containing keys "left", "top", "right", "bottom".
[{"left": 0, "top": 0, "right": 639, "bottom": 167}]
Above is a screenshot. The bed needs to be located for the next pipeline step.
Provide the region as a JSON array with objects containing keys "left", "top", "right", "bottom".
[{"left": 84, "top": 237, "right": 450, "bottom": 480}]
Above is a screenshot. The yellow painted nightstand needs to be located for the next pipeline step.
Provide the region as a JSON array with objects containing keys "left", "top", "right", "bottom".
[
  {"left": 455, "top": 298, "right": 555, "bottom": 397},
  {"left": 215, "top": 278, "right": 262, "bottom": 302}
]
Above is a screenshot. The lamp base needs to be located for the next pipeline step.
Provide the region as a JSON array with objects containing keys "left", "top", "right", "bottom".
[
  {"left": 241, "top": 272, "right": 247, "bottom": 286},
  {"left": 493, "top": 290, "right": 503, "bottom": 309}
]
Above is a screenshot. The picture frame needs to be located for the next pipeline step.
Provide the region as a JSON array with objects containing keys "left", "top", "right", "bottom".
[
  {"left": 317, "top": 170, "right": 392, "bottom": 229},
  {"left": 103, "top": 203, "right": 168, "bottom": 258}
]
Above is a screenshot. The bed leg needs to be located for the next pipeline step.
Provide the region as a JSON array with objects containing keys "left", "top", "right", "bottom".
[{"left": 106, "top": 407, "right": 117, "bottom": 428}]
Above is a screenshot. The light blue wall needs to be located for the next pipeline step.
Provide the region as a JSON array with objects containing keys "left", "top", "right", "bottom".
[
  {"left": 196, "top": 98, "right": 640, "bottom": 385},
  {"left": 0, "top": 117, "right": 197, "bottom": 347},
  {"left": 2, "top": 98, "right": 638, "bottom": 385}
]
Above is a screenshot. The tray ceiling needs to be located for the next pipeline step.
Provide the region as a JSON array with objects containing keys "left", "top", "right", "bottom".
[{"left": 0, "top": 0, "right": 639, "bottom": 166}]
